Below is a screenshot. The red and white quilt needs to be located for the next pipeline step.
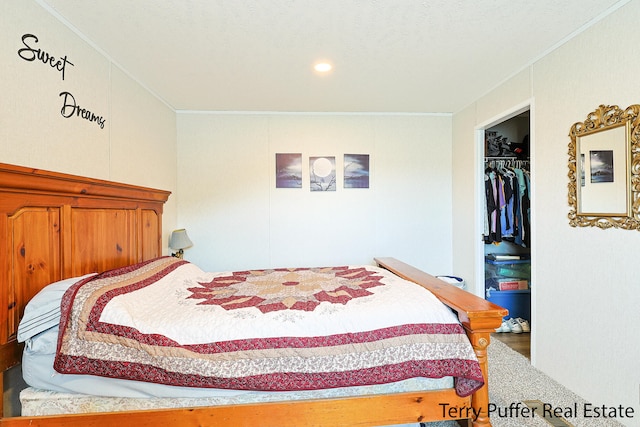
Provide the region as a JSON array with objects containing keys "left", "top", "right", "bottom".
[{"left": 55, "top": 257, "right": 484, "bottom": 396}]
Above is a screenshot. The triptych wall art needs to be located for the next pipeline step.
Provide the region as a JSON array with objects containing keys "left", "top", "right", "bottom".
[{"left": 275, "top": 153, "right": 370, "bottom": 191}]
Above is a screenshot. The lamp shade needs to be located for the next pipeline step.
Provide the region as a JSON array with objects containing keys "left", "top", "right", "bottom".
[{"left": 169, "top": 229, "right": 193, "bottom": 250}]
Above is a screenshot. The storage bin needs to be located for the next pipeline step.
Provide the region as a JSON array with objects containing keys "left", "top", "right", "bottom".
[
  {"left": 486, "top": 277, "right": 528, "bottom": 290},
  {"left": 486, "top": 289, "right": 530, "bottom": 321},
  {"left": 485, "top": 258, "right": 530, "bottom": 280}
]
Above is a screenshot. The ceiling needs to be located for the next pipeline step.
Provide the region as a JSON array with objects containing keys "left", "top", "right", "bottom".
[{"left": 38, "top": 0, "right": 627, "bottom": 113}]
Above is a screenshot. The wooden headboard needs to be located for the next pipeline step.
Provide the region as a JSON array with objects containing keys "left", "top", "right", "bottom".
[{"left": 0, "top": 163, "right": 170, "bottom": 377}]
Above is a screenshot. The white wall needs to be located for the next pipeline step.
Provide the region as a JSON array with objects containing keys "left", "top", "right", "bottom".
[
  {"left": 452, "top": 1, "right": 640, "bottom": 422},
  {"left": 177, "top": 112, "right": 454, "bottom": 273},
  {"left": 0, "top": 0, "right": 178, "bottom": 249}
]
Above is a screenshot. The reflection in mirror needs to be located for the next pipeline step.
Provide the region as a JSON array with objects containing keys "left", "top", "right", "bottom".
[{"left": 568, "top": 104, "right": 640, "bottom": 229}]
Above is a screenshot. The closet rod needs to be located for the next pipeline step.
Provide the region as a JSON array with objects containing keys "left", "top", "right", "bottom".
[
  {"left": 484, "top": 158, "right": 529, "bottom": 169},
  {"left": 484, "top": 156, "right": 527, "bottom": 160}
]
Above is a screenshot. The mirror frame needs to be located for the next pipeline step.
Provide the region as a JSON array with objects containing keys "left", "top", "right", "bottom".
[{"left": 568, "top": 104, "right": 640, "bottom": 230}]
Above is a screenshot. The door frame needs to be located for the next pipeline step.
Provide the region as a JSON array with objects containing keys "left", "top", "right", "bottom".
[{"left": 474, "top": 99, "right": 536, "bottom": 363}]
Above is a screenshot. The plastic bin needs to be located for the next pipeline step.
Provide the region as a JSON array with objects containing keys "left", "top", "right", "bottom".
[
  {"left": 485, "top": 258, "right": 530, "bottom": 280},
  {"left": 486, "top": 288, "right": 530, "bottom": 321}
]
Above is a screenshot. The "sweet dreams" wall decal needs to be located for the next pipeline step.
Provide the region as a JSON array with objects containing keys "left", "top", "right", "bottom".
[{"left": 17, "top": 33, "right": 106, "bottom": 130}]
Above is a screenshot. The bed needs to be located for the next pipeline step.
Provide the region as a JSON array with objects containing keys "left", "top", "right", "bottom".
[{"left": 0, "top": 162, "right": 507, "bottom": 427}]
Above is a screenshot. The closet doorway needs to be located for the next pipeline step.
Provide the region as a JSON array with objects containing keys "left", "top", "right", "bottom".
[{"left": 476, "top": 106, "right": 533, "bottom": 360}]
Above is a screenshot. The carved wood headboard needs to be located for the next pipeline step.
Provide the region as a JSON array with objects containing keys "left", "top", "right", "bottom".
[{"left": 0, "top": 163, "right": 170, "bottom": 374}]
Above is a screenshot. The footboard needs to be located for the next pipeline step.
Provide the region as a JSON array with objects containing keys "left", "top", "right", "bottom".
[{"left": 375, "top": 257, "right": 508, "bottom": 427}]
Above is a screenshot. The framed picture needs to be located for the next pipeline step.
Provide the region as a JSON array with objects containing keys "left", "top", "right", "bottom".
[
  {"left": 577, "top": 125, "right": 627, "bottom": 215},
  {"left": 275, "top": 153, "right": 302, "bottom": 188},
  {"left": 568, "top": 104, "right": 640, "bottom": 230},
  {"left": 309, "top": 156, "right": 336, "bottom": 191},
  {"left": 344, "top": 154, "right": 370, "bottom": 188}
]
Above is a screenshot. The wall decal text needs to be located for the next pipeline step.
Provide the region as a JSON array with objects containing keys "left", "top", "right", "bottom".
[
  {"left": 18, "top": 33, "right": 74, "bottom": 81},
  {"left": 59, "top": 91, "right": 106, "bottom": 129}
]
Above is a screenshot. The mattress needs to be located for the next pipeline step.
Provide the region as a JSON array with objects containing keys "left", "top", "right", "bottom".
[
  {"left": 20, "top": 387, "right": 426, "bottom": 427},
  {"left": 21, "top": 375, "right": 450, "bottom": 419}
]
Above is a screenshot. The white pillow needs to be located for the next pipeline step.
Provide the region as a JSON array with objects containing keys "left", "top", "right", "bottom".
[{"left": 17, "top": 273, "right": 96, "bottom": 343}]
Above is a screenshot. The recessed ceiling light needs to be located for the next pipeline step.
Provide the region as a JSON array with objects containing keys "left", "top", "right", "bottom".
[{"left": 314, "top": 62, "right": 332, "bottom": 73}]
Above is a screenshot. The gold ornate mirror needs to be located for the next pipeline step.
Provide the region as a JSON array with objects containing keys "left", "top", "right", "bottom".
[{"left": 568, "top": 104, "right": 640, "bottom": 229}]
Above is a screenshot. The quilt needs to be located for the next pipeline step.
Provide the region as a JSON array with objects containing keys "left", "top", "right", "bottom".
[{"left": 54, "top": 257, "right": 484, "bottom": 397}]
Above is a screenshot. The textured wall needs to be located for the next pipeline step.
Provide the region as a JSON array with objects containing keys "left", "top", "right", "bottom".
[{"left": 177, "top": 112, "right": 454, "bottom": 273}]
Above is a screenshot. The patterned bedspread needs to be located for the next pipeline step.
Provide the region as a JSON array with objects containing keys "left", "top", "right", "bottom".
[{"left": 54, "top": 257, "right": 484, "bottom": 397}]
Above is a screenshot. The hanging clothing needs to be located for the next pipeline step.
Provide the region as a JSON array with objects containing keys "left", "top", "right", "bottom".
[
  {"left": 483, "top": 160, "right": 530, "bottom": 247},
  {"left": 484, "top": 171, "right": 504, "bottom": 244},
  {"left": 500, "top": 173, "right": 516, "bottom": 237}
]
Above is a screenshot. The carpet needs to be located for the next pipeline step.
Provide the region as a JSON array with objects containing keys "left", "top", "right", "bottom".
[{"left": 420, "top": 338, "right": 624, "bottom": 427}]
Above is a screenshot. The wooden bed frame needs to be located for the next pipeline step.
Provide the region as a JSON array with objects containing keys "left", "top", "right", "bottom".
[{"left": 0, "top": 163, "right": 507, "bottom": 427}]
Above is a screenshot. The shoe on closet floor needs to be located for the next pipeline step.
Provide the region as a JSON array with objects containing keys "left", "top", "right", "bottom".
[
  {"left": 506, "top": 318, "right": 523, "bottom": 333},
  {"left": 495, "top": 321, "right": 511, "bottom": 333},
  {"left": 515, "top": 317, "right": 530, "bottom": 333}
]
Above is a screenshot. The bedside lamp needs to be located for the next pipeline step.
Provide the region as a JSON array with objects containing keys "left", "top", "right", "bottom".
[{"left": 169, "top": 229, "right": 193, "bottom": 259}]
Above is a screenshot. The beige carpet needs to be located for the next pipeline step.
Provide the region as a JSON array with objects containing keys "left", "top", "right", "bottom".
[{"left": 421, "top": 339, "right": 624, "bottom": 427}]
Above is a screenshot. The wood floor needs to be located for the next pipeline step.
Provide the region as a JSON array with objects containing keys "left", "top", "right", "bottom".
[{"left": 491, "top": 332, "right": 530, "bottom": 359}]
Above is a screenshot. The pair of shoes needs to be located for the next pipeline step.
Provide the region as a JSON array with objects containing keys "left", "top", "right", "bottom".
[
  {"left": 495, "top": 317, "right": 531, "bottom": 333},
  {"left": 506, "top": 318, "right": 523, "bottom": 333},
  {"left": 506, "top": 317, "right": 531, "bottom": 333}
]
